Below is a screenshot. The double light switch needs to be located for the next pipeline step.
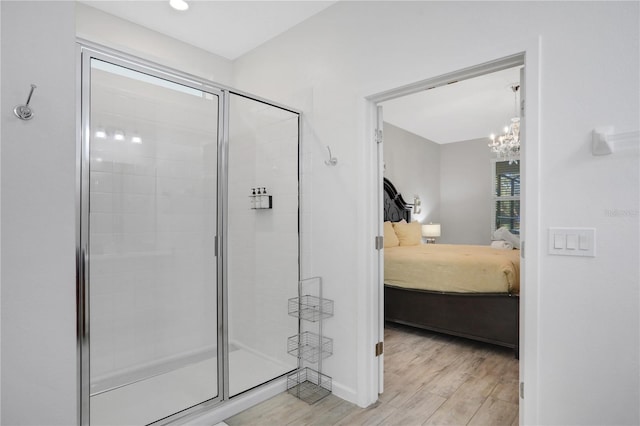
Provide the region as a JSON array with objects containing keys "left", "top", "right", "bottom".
[{"left": 548, "top": 227, "right": 596, "bottom": 257}]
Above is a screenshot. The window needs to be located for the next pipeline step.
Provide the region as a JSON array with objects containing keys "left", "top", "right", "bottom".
[{"left": 492, "top": 160, "right": 520, "bottom": 235}]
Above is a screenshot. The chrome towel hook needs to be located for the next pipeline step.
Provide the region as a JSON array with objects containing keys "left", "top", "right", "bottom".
[
  {"left": 14, "top": 84, "right": 37, "bottom": 120},
  {"left": 324, "top": 146, "right": 338, "bottom": 166}
]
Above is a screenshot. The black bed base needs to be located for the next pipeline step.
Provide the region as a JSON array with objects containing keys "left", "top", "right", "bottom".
[{"left": 385, "top": 285, "right": 519, "bottom": 357}]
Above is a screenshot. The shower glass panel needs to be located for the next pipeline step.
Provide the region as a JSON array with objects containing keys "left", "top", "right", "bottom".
[
  {"left": 227, "top": 94, "right": 299, "bottom": 397},
  {"left": 87, "top": 59, "right": 220, "bottom": 425}
]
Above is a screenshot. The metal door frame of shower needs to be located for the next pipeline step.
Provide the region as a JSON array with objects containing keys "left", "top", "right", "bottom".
[{"left": 76, "top": 41, "right": 301, "bottom": 426}]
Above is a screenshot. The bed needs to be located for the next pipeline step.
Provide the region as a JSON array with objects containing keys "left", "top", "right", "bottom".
[{"left": 383, "top": 178, "right": 520, "bottom": 355}]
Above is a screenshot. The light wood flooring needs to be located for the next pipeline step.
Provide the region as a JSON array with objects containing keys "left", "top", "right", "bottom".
[{"left": 225, "top": 323, "right": 519, "bottom": 426}]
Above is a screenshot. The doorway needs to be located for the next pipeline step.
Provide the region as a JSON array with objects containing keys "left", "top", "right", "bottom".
[{"left": 367, "top": 51, "right": 538, "bottom": 424}]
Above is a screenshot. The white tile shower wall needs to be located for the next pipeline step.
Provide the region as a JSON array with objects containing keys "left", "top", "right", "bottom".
[
  {"left": 89, "top": 69, "right": 219, "bottom": 383},
  {"left": 227, "top": 95, "right": 299, "bottom": 389}
]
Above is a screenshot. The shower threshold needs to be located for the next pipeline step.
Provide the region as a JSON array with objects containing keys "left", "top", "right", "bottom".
[
  {"left": 91, "top": 346, "right": 217, "bottom": 396},
  {"left": 90, "top": 346, "right": 294, "bottom": 425}
]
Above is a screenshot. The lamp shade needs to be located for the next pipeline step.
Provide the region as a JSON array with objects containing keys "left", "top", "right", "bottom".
[{"left": 422, "top": 223, "right": 441, "bottom": 238}]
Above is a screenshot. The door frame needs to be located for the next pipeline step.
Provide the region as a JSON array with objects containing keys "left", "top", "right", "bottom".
[{"left": 362, "top": 39, "right": 541, "bottom": 425}]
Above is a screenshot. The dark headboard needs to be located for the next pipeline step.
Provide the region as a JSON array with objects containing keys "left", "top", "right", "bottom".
[{"left": 383, "top": 178, "right": 412, "bottom": 222}]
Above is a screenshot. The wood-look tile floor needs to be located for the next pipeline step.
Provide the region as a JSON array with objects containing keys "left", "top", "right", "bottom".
[{"left": 225, "top": 323, "right": 519, "bottom": 426}]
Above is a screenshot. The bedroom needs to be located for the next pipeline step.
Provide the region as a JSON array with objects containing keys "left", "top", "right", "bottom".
[{"left": 378, "top": 65, "right": 523, "bottom": 423}]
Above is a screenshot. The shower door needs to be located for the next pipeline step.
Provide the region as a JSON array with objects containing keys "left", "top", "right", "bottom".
[
  {"left": 81, "top": 52, "right": 222, "bottom": 425},
  {"left": 225, "top": 93, "right": 299, "bottom": 397}
]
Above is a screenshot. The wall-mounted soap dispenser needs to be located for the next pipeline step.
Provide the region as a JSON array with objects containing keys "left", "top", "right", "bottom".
[{"left": 250, "top": 187, "right": 272, "bottom": 209}]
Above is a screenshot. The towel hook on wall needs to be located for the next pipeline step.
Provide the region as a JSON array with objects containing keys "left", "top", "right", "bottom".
[
  {"left": 592, "top": 126, "right": 639, "bottom": 155},
  {"left": 14, "top": 84, "right": 37, "bottom": 121},
  {"left": 324, "top": 146, "right": 338, "bottom": 166}
]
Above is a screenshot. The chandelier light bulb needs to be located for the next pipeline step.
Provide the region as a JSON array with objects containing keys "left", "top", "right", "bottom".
[{"left": 488, "top": 84, "right": 521, "bottom": 164}]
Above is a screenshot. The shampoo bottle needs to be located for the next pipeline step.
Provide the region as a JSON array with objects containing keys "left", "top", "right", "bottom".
[{"left": 261, "top": 187, "right": 268, "bottom": 208}]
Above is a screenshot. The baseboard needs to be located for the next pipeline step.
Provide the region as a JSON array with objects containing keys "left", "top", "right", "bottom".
[
  {"left": 330, "top": 380, "right": 358, "bottom": 407},
  {"left": 170, "top": 375, "right": 358, "bottom": 425}
]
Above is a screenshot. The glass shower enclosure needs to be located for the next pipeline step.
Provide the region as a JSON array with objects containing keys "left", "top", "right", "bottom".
[{"left": 78, "top": 46, "right": 299, "bottom": 425}]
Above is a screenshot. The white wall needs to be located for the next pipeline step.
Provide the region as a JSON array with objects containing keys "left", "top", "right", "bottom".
[
  {"left": 233, "top": 1, "right": 639, "bottom": 424},
  {"left": 383, "top": 122, "right": 440, "bottom": 224},
  {"left": 1, "top": 2, "right": 77, "bottom": 424},
  {"left": 439, "top": 138, "right": 493, "bottom": 245},
  {"left": 0, "top": 1, "right": 3, "bottom": 417},
  {"left": 75, "top": 3, "right": 233, "bottom": 85},
  {"left": 383, "top": 124, "right": 493, "bottom": 245}
]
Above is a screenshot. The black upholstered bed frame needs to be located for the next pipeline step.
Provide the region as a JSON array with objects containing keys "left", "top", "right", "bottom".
[{"left": 383, "top": 178, "right": 519, "bottom": 355}]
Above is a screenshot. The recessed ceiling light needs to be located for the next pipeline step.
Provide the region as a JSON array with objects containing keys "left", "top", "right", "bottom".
[
  {"left": 169, "top": 0, "right": 189, "bottom": 11},
  {"left": 113, "top": 130, "right": 125, "bottom": 141},
  {"left": 131, "top": 136, "right": 142, "bottom": 144},
  {"left": 95, "top": 129, "right": 107, "bottom": 139}
]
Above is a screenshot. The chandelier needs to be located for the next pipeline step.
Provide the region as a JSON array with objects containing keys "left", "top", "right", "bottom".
[{"left": 489, "top": 84, "right": 520, "bottom": 164}]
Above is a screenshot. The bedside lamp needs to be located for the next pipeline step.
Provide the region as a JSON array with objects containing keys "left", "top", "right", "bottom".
[{"left": 422, "top": 223, "right": 441, "bottom": 244}]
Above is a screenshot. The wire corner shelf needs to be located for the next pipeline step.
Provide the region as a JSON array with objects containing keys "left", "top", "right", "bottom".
[
  {"left": 287, "top": 367, "right": 332, "bottom": 404},
  {"left": 287, "top": 331, "right": 333, "bottom": 363},
  {"left": 288, "top": 295, "right": 334, "bottom": 322}
]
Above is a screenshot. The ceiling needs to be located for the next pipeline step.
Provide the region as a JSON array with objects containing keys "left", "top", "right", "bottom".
[
  {"left": 381, "top": 66, "right": 522, "bottom": 144},
  {"left": 80, "top": 0, "right": 337, "bottom": 60},
  {"left": 80, "top": 1, "right": 520, "bottom": 144}
]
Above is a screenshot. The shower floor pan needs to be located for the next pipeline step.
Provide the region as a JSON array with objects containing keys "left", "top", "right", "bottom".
[{"left": 91, "top": 347, "right": 293, "bottom": 426}]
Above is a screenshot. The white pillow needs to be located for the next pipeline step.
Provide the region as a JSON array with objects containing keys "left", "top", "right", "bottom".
[{"left": 493, "top": 227, "right": 520, "bottom": 249}]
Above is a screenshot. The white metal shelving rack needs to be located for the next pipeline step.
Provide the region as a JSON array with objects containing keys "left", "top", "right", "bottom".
[{"left": 286, "top": 277, "right": 333, "bottom": 404}]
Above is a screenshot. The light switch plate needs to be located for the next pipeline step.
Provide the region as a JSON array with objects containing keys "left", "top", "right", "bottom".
[
  {"left": 548, "top": 227, "right": 596, "bottom": 257},
  {"left": 554, "top": 234, "right": 564, "bottom": 249}
]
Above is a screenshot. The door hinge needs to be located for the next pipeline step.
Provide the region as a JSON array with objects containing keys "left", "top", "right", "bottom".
[
  {"left": 520, "top": 381, "right": 524, "bottom": 399},
  {"left": 375, "top": 235, "right": 384, "bottom": 250},
  {"left": 375, "top": 341, "right": 384, "bottom": 357},
  {"left": 375, "top": 129, "right": 383, "bottom": 144},
  {"left": 520, "top": 99, "right": 525, "bottom": 117},
  {"left": 521, "top": 240, "right": 525, "bottom": 259}
]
